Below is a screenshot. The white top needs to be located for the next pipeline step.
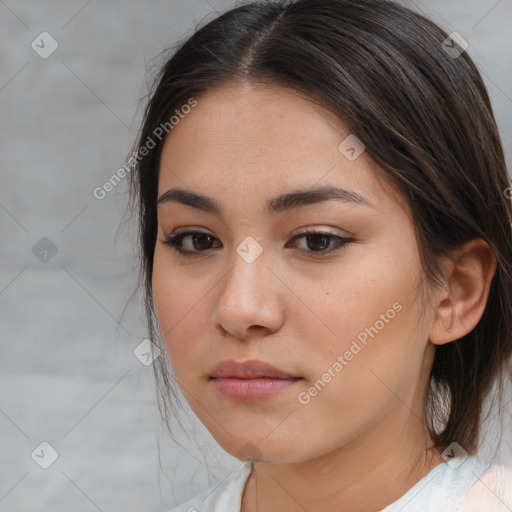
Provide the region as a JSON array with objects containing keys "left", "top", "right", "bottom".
[{"left": 168, "top": 455, "right": 491, "bottom": 512}]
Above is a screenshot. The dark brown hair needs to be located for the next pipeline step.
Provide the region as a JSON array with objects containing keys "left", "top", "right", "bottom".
[{"left": 127, "top": 0, "right": 512, "bottom": 454}]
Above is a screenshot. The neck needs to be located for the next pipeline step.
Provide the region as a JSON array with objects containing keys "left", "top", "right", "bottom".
[{"left": 241, "top": 410, "right": 444, "bottom": 512}]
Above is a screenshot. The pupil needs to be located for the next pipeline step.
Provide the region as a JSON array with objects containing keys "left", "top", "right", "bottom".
[
  {"left": 308, "top": 234, "right": 329, "bottom": 251},
  {"left": 193, "top": 233, "right": 211, "bottom": 250}
]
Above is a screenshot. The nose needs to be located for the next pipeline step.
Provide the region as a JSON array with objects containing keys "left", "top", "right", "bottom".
[{"left": 211, "top": 243, "right": 286, "bottom": 340}]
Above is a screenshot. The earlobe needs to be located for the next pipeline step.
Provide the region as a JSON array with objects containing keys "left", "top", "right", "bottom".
[{"left": 429, "top": 239, "right": 497, "bottom": 346}]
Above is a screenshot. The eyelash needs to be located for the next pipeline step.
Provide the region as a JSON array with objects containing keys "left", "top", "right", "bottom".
[{"left": 161, "top": 230, "right": 354, "bottom": 258}]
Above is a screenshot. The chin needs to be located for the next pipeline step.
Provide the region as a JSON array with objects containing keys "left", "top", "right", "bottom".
[{"left": 206, "top": 429, "right": 313, "bottom": 465}]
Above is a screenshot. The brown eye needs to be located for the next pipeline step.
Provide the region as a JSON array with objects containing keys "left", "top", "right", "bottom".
[
  {"left": 287, "top": 232, "right": 354, "bottom": 256},
  {"left": 189, "top": 233, "right": 215, "bottom": 250},
  {"left": 304, "top": 234, "right": 331, "bottom": 251},
  {"left": 162, "top": 231, "right": 221, "bottom": 255}
]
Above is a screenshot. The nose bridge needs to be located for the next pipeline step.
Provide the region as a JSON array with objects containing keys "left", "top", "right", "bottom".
[
  {"left": 213, "top": 237, "right": 283, "bottom": 335},
  {"left": 223, "top": 237, "right": 269, "bottom": 308}
]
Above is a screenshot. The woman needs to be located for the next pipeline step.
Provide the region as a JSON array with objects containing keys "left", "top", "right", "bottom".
[{"left": 127, "top": 0, "right": 512, "bottom": 510}]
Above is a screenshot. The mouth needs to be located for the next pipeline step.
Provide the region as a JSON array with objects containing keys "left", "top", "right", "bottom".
[{"left": 209, "top": 359, "right": 303, "bottom": 403}]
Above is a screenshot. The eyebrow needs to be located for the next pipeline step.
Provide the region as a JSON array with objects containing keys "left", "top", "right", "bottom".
[{"left": 157, "top": 185, "right": 374, "bottom": 215}]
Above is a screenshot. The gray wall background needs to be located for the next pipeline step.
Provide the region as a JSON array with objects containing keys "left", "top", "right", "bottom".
[{"left": 1, "top": 1, "right": 511, "bottom": 511}]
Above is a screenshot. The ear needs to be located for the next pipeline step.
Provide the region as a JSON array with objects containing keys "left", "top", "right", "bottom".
[{"left": 429, "top": 239, "right": 497, "bottom": 346}]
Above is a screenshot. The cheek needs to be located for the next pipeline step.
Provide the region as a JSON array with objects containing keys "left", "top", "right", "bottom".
[
  {"left": 294, "top": 247, "right": 429, "bottom": 393},
  {"left": 296, "top": 252, "right": 418, "bottom": 351},
  {"left": 152, "top": 251, "right": 205, "bottom": 371},
  {"left": 290, "top": 290, "right": 428, "bottom": 451}
]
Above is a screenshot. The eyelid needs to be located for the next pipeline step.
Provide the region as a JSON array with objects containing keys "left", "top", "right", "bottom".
[
  {"left": 164, "top": 226, "right": 347, "bottom": 243},
  {"left": 292, "top": 226, "right": 345, "bottom": 237},
  {"left": 170, "top": 226, "right": 210, "bottom": 235},
  {"left": 170, "top": 225, "right": 350, "bottom": 237}
]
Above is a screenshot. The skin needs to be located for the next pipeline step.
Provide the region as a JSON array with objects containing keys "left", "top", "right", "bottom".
[{"left": 152, "top": 82, "right": 496, "bottom": 512}]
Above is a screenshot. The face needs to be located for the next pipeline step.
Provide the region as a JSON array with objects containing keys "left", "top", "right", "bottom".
[{"left": 152, "top": 82, "right": 437, "bottom": 464}]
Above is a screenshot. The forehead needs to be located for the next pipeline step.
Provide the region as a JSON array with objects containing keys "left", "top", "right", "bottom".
[
  {"left": 158, "top": 82, "right": 406, "bottom": 215},
  {"left": 161, "top": 82, "right": 347, "bottom": 161}
]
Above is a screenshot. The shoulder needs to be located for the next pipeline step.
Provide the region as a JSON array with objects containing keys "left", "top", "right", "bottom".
[
  {"left": 380, "top": 455, "right": 491, "bottom": 512},
  {"left": 457, "top": 458, "right": 512, "bottom": 511},
  {"left": 166, "top": 462, "right": 253, "bottom": 512}
]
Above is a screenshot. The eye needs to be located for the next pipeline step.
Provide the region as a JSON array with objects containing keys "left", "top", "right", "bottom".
[
  {"left": 162, "top": 231, "right": 220, "bottom": 255},
  {"left": 161, "top": 230, "right": 354, "bottom": 257},
  {"left": 287, "top": 230, "right": 354, "bottom": 256}
]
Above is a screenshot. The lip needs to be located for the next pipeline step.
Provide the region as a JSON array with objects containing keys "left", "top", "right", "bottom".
[
  {"left": 209, "top": 359, "right": 302, "bottom": 403},
  {"left": 210, "top": 359, "right": 299, "bottom": 379}
]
